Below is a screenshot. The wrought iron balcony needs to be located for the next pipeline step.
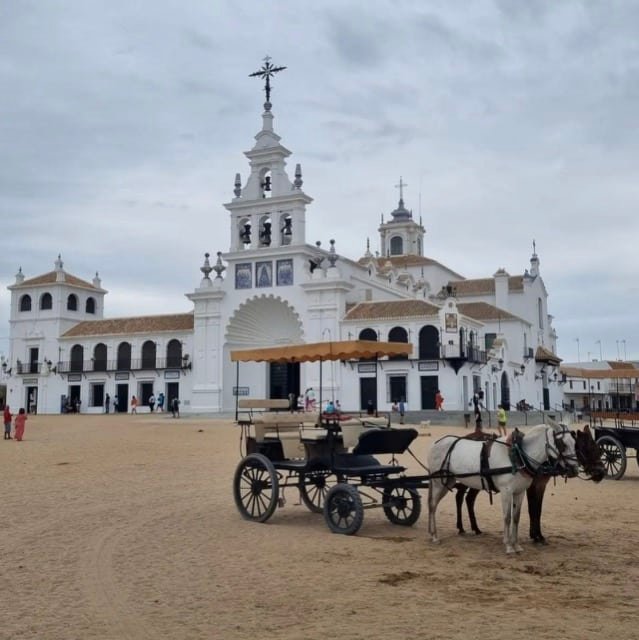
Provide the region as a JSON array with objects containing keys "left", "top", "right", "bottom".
[
  {"left": 55, "top": 357, "right": 190, "bottom": 374},
  {"left": 16, "top": 362, "right": 42, "bottom": 375},
  {"left": 440, "top": 343, "right": 487, "bottom": 372}
]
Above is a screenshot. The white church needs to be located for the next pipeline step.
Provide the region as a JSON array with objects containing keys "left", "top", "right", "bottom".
[{"left": 2, "top": 62, "right": 563, "bottom": 416}]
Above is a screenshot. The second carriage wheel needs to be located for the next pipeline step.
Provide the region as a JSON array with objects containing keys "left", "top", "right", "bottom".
[
  {"left": 382, "top": 486, "right": 422, "bottom": 526},
  {"left": 299, "top": 464, "right": 342, "bottom": 513},
  {"left": 596, "top": 435, "right": 627, "bottom": 480},
  {"left": 323, "top": 483, "right": 364, "bottom": 535},
  {"left": 233, "top": 453, "right": 280, "bottom": 522}
]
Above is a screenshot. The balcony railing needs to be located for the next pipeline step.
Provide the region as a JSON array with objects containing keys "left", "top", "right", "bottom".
[
  {"left": 52, "top": 357, "right": 190, "bottom": 374},
  {"left": 440, "top": 343, "right": 487, "bottom": 364},
  {"left": 16, "top": 362, "right": 42, "bottom": 375}
]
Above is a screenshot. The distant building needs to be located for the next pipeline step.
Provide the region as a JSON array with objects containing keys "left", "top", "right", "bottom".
[{"left": 2, "top": 83, "right": 563, "bottom": 415}]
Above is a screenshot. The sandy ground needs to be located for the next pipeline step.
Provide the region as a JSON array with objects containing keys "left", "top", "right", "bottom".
[{"left": 1, "top": 413, "right": 638, "bottom": 640}]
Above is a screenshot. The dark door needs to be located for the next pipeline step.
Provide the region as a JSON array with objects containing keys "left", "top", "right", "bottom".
[
  {"left": 360, "top": 377, "right": 377, "bottom": 411},
  {"left": 420, "top": 376, "right": 438, "bottom": 409},
  {"left": 68, "top": 385, "right": 81, "bottom": 411},
  {"left": 500, "top": 372, "right": 511, "bottom": 410},
  {"left": 166, "top": 382, "right": 179, "bottom": 409},
  {"left": 116, "top": 383, "right": 128, "bottom": 412},
  {"left": 29, "top": 348, "right": 39, "bottom": 374},
  {"left": 269, "top": 362, "right": 300, "bottom": 400},
  {"left": 543, "top": 387, "right": 550, "bottom": 411}
]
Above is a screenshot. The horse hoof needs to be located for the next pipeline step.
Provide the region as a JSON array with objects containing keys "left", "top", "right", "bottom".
[
  {"left": 457, "top": 530, "right": 465, "bottom": 536},
  {"left": 430, "top": 537, "right": 441, "bottom": 545},
  {"left": 515, "top": 545, "right": 524, "bottom": 553},
  {"left": 473, "top": 529, "right": 482, "bottom": 535},
  {"left": 506, "top": 546, "right": 516, "bottom": 554}
]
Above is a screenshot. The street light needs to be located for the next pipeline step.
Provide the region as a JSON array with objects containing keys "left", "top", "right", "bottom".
[
  {"left": 575, "top": 337, "right": 581, "bottom": 362},
  {"left": 622, "top": 339, "right": 627, "bottom": 361},
  {"left": 595, "top": 340, "right": 602, "bottom": 361}
]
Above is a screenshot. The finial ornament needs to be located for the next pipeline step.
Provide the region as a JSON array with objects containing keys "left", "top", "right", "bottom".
[
  {"left": 213, "top": 252, "right": 226, "bottom": 280},
  {"left": 234, "top": 173, "right": 242, "bottom": 198},
  {"left": 249, "top": 56, "right": 286, "bottom": 110},
  {"left": 200, "top": 253, "right": 213, "bottom": 280},
  {"left": 294, "top": 163, "right": 303, "bottom": 189},
  {"left": 532, "top": 239, "right": 537, "bottom": 255},
  {"left": 328, "top": 239, "right": 338, "bottom": 268}
]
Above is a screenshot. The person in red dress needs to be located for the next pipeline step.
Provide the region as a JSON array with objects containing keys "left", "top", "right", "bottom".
[{"left": 14, "top": 408, "right": 27, "bottom": 442}]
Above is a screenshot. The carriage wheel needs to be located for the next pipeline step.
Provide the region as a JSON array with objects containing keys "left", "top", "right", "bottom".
[
  {"left": 323, "top": 483, "right": 364, "bottom": 535},
  {"left": 233, "top": 453, "right": 280, "bottom": 522},
  {"left": 596, "top": 435, "right": 627, "bottom": 480},
  {"left": 382, "top": 486, "right": 422, "bottom": 527},
  {"left": 299, "top": 465, "right": 341, "bottom": 513}
]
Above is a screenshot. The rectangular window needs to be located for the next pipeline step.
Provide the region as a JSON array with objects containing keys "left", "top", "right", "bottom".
[
  {"left": 91, "top": 383, "right": 105, "bottom": 408},
  {"left": 569, "top": 381, "right": 573, "bottom": 390},
  {"left": 276, "top": 259, "right": 293, "bottom": 286},
  {"left": 597, "top": 381, "right": 600, "bottom": 390},
  {"left": 485, "top": 333, "right": 496, "bottom": 351},
  {"left": 583, "top": 381, "right": 586, "bottom": 390}
]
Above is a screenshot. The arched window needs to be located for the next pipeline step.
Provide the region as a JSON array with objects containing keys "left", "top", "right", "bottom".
[
  {"left": 390, "top": 236, "right": 403, "bottom": 256},
  {"left": 359, "top": 328, "right": 377, "bottom": 341},
  {"left": 117, "top": 342, "right": 131, "bottom": 371},
  {"left": 19, "top": 295, "right": 32, "bottom": 312},
  {"left": 70, "top": 344, "right": 84, "bottom": 372},
  {"left": 166, "top": 339, "right": 182, "bottom": 368},
  {"left": 141, "top": 340, "right": 156, "bottom": 369},
  {"left": 418, "top": 325, "right": 439, "bottom": 360},
  {"left": 93, "top": 343, "right": 107, "bottom": 371},
  {"left": 67, "top": 294, "right": 78, "bottom": 311},
  {"left": 86, "top": 297, "right": 96, "bottom": 314},
  {"left": 40, "top": 292, "right": 53, "bottom": 310},
  {"left": 388, "top": 326, "right": 409, "bottom": 360}
]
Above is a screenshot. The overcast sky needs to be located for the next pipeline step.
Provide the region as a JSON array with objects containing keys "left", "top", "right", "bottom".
[{"left": 1, "top": 0, "right": 637, "bottom": 363}]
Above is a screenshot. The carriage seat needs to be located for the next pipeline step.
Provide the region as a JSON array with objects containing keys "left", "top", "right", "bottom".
[{"left": 332, "top": 428, "right": 418, "bottom": 477}]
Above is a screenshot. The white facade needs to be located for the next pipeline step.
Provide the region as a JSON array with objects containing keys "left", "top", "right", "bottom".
[{"left": 2, "top": 96, "right": 564, "bottom": 415}]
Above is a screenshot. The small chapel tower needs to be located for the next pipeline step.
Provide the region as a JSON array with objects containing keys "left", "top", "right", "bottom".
[
  {"left": 224, "top": 57, "right": 312, "bottom": 253},
  {"left": 378, "top": 178, "right": 425, "bottom": 257}
]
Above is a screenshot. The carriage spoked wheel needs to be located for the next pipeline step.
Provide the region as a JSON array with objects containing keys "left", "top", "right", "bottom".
[
  {"left": 323, "top": 483, "right": 364, "bottom": 535},
  {"left": 299, "top": 463, "right": 342, "bottom": 513},
  {"left": 233, "top": 453, "right": 280, "bottom": 522},
  {"left": 382, "top": 486, "right": 422, "bottom": 526},
  {"left": 596, "top": 435, "right": 627, "bottom": 480}
]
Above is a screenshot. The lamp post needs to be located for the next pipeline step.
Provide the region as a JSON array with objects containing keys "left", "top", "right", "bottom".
[
  {"left": 596, "top": 340, "right": 602, "bottom": 361},
  {"left": 622, "top": 339, "right": 627, "bottom": 361},
  {"left": 575, "top": 337, "right": 581, "bottom": 362}
]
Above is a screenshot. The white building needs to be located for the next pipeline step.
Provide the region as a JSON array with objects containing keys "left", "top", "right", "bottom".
[{"left": 2, "top": 79, "right": 563, "bottom": 416}]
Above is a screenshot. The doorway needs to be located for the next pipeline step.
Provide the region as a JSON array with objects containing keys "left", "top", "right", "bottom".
[
  {"left": 68, "top": 385, "right": 81, "bottom": 412},
  {"left": 166, "top": 382, "right": 180, "bottom": 411},
  {"left": 420, "top": 376, "right": 438, "bottom": 410},
  {"left": 389, "top": 376, "right": 407, "bottom": 406},
  {"left": 269, "top": 362, "right": 300, "bottom": 400},
  {"left": 116, "top": 383, "right": 129, "bottom": 413},
  {"left": 26, "top": 385, "right": 38, "bottom": 414},
  {"left": 360, "top": 377, "right": 377, "bottom": 412}
]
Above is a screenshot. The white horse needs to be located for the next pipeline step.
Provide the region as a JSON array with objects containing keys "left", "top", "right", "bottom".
[{"left": 427, "top": 423, "right": 579, "bottom": 554}]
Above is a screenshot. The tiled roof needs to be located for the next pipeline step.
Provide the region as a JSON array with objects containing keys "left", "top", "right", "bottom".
[
  {"left": 449, "top": 276, "right": 525, "bottom": 296},
  {"left": 607, "top": 361, "right": 636, "bottom": 370},
  {"left": 343, "top": 300, "right": 440, "bottom": 321},
  {"left": 535, "top": 345, "right": 562, "bottom": 364},
  {"left": 561, "top": 365, "right": 639, "bottom": 379},
  {"left": 62, "top": 313, "right": 194, "bottom": 337},
  {"left": 457, "top": 302, "right": 523, "bottom": 323},
  {"left": 15, "top": 270, "right": 99, "bottom": 290},
  {"left": 359, "top": 255, "right": 464, "bottom": 278}
]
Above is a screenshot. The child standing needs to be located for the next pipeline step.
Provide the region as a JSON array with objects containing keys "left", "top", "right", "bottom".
[
  {"left": 14, "top": 408, "right": 27, "bottom": 442},
  {"left": 3, "top": 405, "right": 12, "bottom": 439}
]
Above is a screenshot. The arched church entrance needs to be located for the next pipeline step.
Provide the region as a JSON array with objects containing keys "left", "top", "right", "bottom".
[
  {"left": 224, "top": 295, "right": 304, "bottom": 409},
  {"left": 500, "top": 371, "right": 511, "bottom": 411}
]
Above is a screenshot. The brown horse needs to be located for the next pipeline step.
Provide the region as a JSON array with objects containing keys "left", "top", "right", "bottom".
[{"left": 455, "top": 424, "right": 605, "bottom": 543}]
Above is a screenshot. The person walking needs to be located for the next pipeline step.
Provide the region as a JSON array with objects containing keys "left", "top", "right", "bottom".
[
  {"left": 113, "top": 395, "right": 119, "bottom": 414},
  {"left": 171, "top": 397, "right": 180, "bottom": 418},
  {"left": 435, "top": 390, "right": 444, "bottom": 411},
  {"left": 399, "top": 398, "right": 406, "bottom": 424},
  {"left": 497, "top": 404, "right": 508, "bottom": 437},
  {"left": 131, "top": 396, "right": 138, "bottom": 414},
  {"left": 105, "top": 393, "right": 110, "bottom": 414},
  {"left": 157, "top": 392, "right": 165, "bottom": 413},
  {"left": 14, "top": 408, "right": 27, "bottom": 442},
  {"left": 148, "top": 393, "right": 155, "bottom": 412},
  {"left": 4, "top": 405, "right": 12, "bottom": 439}
]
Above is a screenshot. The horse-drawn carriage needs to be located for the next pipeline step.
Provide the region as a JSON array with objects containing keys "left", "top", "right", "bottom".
[
  {"left": 231, "top": 340, "right": 426, "bottom": 535},
  {"left": 593, "top": 413, "right": 639, "bottom": 480},
  {"left": 231, "top": 340, "right": 594, "bottom": 553}
]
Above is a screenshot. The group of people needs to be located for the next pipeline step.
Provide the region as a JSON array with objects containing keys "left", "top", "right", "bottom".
[
  {"left": 130, "top": 393, "right": 180, "bottom": 417},
  {"left": 3, "top": 405, "right": 27, "bottom": 441}
]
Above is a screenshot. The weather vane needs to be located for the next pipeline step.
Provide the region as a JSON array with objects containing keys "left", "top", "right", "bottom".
[{"left": 249, "top": 55, "right": 286, "bottom": 107}]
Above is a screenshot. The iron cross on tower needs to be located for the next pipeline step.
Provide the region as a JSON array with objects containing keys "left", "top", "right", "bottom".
[
  {"left": 395, "top": 176, "right": 407, "bottom": 203},
  {"left": 249, "top": 55, "right": 287, "bottom": 107}
]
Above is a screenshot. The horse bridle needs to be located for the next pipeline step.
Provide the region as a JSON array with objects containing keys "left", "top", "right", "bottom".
[{"left": 544, "top": 424, "right": 578, "bottom": 476}]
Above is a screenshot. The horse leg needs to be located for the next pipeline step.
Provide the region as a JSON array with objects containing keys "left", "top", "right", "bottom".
[
  {"left": 466, "top": 489, "right": 482, "bottom": 534},
  {"left": 527, "top": 477, "right": 550, "bottom": 544},
  {"left": 455, "top": 485, "right": 466, "bottom": 534},
  {"left": 512, "top": 492, "right": 526, "bottom": 553},
  {"left": 501, "top": 491, "right": 515, "bottom": 554},
  {"left": 428, "top": 479, "right": 448, "bottom": 544}
]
